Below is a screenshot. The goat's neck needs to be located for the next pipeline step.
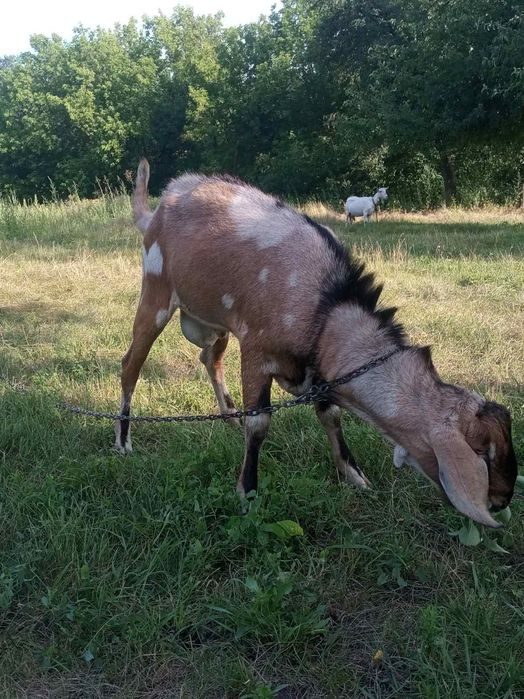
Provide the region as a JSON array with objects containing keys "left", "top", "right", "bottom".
[
  {"left": 316, "top": 304, "right": 434, "bottom": 435},
  {"left": 317, "top": 304, "right": 400, "bottom": 380},
  {"left": 372, "top": 191, "right": 381, "bottom": 205}
]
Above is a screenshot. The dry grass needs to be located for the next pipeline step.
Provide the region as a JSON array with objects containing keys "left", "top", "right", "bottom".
[{"left": 302, "top": 200, "right": 524, "bottom": 225}]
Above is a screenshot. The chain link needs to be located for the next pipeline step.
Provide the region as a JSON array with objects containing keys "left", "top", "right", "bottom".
[{"left": 58, "top": 347, "right": 406, "bottom": 423}]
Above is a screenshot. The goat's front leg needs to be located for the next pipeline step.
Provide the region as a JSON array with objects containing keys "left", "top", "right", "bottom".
[
  {"left": 236, "top": 355, "right": 273, "bottom": 497},
  {"left": 315, "top": 401, "right": 370, "bottom": 488}
]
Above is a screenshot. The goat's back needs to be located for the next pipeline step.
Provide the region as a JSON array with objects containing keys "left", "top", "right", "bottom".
[{"left": 143, "top": 176, "right": 342, "bottom": 352}]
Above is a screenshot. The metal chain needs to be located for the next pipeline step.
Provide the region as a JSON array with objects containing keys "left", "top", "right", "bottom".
[{"left": 59, "top": 347, "right": 406, "bottom": 423}]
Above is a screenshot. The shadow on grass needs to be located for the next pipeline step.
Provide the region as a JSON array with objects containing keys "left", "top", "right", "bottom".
[
  {"left": 321, "top": 217, "right": 524, "bottom": 259},
  {"left": 0, "top": 216, "right": 139, "bottom": 259},
  {"left": 0, "top": 351, "right": 170, "bottom": 385},
  {"left": 0, "top": 376, "right": 522, "bottom": 698},
  {"left": 0, "top": 301, "right": 170, "bottom": 382},
  {"left": 0, "top": 301, "right": 87, "bottom": 326}
]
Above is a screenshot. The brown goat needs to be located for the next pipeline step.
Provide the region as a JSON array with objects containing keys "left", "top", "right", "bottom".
[{"left": 116, "top": 159, "right": 517, "bottom": 528}]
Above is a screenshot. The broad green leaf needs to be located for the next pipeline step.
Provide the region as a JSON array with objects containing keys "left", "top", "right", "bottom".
[
  {"left": 493, "top": 507, "right": 511, "bottom": 524},
  {"left": 483, "top": 535, "right": 510, "bottom": 554},
  {"left": 515, "top": 475, "right": 524, "bottom": 491},
  {"left": 245, "top": 577, "right": 259, "bottom": 593},
  {"left": 82, "top": 649, "right": 94, "bottom": 663},
  {"left": 377, "top": 570, "right": 389, "bottom": 586},
  {"left": 261, "top": 520, "right": 304, "bottom": 540},
  {"left": 458, "top": 521, "right": 481, "bottom": 546},
  {"left": 208, "top": 605, "right": 232, "bottom": 615}
]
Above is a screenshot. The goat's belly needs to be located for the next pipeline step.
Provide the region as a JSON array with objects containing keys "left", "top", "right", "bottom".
[
  {"left": 347, "top": 203, "right": 366, "bottom": 217},
  {"left": 179, "top": 310, "right": 227, "bottom": 349}
]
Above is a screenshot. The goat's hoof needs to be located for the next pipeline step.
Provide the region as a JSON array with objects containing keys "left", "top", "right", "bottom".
[
  {"left": 236, "top": 483, "right": 258, "bottom": 514},
  {"left": 339, "top": 464, "right": 370, "bottom": 489},
  {"left": 393, "top": 445, "right": 408, "bottom": 468},
  {"left": 236, "top": 483, "right": 249, "bottom": 513},
  {"left": 113, "top": 439, "right": 133, "bottom": 455}
]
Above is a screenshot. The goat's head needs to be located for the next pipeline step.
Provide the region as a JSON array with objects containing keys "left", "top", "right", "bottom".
[
  {"left": 388, "top": 352, "right": 517, "bottom": 527},
  {"left": 322, "top": 331, "right": 517, "bottom": 527},
  {"left": 376, "top": 187, "right": 388, "bottom": 202}
]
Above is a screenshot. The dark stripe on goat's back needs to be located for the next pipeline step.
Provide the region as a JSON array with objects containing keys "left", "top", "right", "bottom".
[
  {"left": 305, "top": 214, "right": 407, "bottom": 346},
  {"left": 303, "top": 215, "right": 345, "bottom": 258}
]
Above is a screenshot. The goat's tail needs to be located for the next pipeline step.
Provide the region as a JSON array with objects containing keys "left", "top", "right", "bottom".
[{"left": 133, "top": 158, "right": 153, "bottom": 233}]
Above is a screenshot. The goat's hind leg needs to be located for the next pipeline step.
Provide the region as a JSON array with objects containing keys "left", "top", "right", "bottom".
[
  {"left": 179, "top": 311, "right": 239, "bottom": 424},
  {"left": 315, "top": 401, "right": 370, "bottom": 488},
  {"left": 199, "top": 332, "right": 241, "bottom": 427},
  {"left": 115, "top": 284, "right": 175, "bottom": 454}
]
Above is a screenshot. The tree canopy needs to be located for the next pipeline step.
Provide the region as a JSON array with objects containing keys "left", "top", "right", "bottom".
[{"left": 1, "top": 0, "right": 523, "bottom": 207}]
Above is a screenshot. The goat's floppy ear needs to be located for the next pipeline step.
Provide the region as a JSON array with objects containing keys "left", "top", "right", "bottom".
[{"left": 431, "top": 430, "right": 501, "bottom": 528}]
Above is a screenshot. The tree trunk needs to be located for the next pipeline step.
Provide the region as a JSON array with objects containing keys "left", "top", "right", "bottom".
[{"left": 440, "top": 152, "right": 457, "bottom": 207}]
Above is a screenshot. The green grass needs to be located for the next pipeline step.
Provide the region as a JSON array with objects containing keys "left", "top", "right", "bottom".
[{"left": 1, "top": 195, "right": 523, "bottom": 698}]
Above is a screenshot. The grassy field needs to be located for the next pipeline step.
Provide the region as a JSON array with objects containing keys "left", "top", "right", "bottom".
[{"left": 0, "top": 193, "right": 523, "bottom": 698}]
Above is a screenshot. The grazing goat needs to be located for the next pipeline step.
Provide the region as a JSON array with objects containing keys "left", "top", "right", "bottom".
[
  {"left": 116, "top": 160, "right": 517, "bottom": 528},
  {"left": 344, "top": 188, "right": 388, "bottom": 223}
]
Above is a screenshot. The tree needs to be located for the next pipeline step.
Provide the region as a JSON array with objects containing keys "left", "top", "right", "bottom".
[
  {"left": 314, "top": 0, "right": 524, "bottom": 203},
  {"left": 0, "top": 1, "right": 522, "bottom": 205}
]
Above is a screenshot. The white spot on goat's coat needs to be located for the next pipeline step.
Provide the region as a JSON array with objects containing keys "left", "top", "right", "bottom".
[
  {"left": 283, "top": 314, "right": 295, "bottom": 328},
  {"left": 288, "top": 271, "right": 299, "bottom": 287},
  {"left": 142, "top": 242, "right": 163, "bottom": 276},
  {"left": 222, "top": 294, "right": 234, "bottom": 309},
  {"left": 246, "top": 413, "right": 270, "bottom": 438},
  {"left": 238, "top": 321, "right": 249, "bottom": 339},
  {"left": 258, "top": 268, "right": 269, "bottom": 283},
  {"left": 229, "top": 191, "right": 299, "bottom": 249},
  {"left": 156, "top": 309, "right": 169, "bottom": 328}
]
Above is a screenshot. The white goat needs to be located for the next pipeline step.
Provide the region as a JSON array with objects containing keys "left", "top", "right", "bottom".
[{"left": 344, "top": 188, "right": 388, "bottom": 223}]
